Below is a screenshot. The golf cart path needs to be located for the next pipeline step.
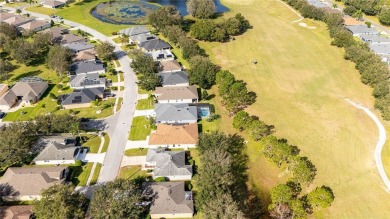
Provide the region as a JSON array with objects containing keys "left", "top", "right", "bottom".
[{"left": 346, "top": 99, "right": 390, "bottom": 192}]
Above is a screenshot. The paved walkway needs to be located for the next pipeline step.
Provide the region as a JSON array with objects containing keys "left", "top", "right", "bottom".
[
  {"left": 120, "top": 156, "right": 146, "bottom": 167},
  {"left": 134, "top": 109, "right": 155, "bottom": 117},
  {"left": 126, "top": 139, "right": 149, "bottom": 149}
]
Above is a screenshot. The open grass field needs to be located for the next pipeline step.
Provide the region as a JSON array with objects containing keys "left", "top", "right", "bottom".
[
  {"left": 55, "top": 0, "right": 129, "bottom": 36},
  {"left": 129, "top": 116, "right": 152, "bottom": 140},
  {"left": 197, "top": 0, "right": 390, "bottom": 217}
]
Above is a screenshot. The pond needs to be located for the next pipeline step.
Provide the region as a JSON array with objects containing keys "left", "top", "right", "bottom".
[{"left": 91, "top": 0, "right": 229, "bottom": 25}]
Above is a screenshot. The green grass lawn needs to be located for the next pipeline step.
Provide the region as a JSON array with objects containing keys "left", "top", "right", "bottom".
[
  {"left": 118, "top": 165, "right": 148, "bottom": 180},
  {"left": 124, "top": 148, "right": 148, "bottom": 156},
  {"left": 138, "top": 87, "right": 152, "bottom": 95},
  {"left": 5, "top": 2, "right": 28, "bottom": 7},
  {"left": 129, "top": 116, "right": 152, "bottom": 140},
  {"left": 136, "top": 99, "right": 154, "bottom": 110},
  {"left": 90, "top": 163, "right": 102, "bottom": 185},
  {"left": 114, "top": 60, "right": 121, "bottom": 67},
  {"left": 69, "top": 163, "right": 93, "bottom": 186},
  {"left": 55, "top": 0, "right": 129, "bottom": 36},
  {"left": 101, "top": 133, "right": 110, "bottom": 153},
  {"left": 26, "top": 5, "right": 56, "bottom": 15},
  {"left": 81, "top": 134, "right": 101, "bottom": 153},
  {"left": 196, "top": 0, "right": 390, "bottom": 217},
  {"left": 116, "top": 97, "right": 123, "bottom": 111},
  {"left": 103, "top": 72, "right": 118, "bottom": 83}
]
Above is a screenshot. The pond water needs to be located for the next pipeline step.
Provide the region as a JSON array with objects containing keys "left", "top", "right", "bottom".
[{"left": 91, "top": 0, "right": 229, "bottom": 25}]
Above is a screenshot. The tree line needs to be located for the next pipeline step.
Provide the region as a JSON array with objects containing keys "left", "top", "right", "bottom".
[
  {"left": 282, "top": 0, "right": 390, "bottom": 120},
  {"left": 130, "top": 49, "right": 162, "bottom": 91},
  {"left": 338, "top": 0, "right": 390, "bottom": 25},
  {"left": 0, "top": 114, "right": 80, "bottom": 172}
]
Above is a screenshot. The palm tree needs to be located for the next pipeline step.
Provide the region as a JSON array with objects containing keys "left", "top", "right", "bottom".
[
  {"left": 147, "top": 94, "right": 156, "bottom": 106},
  {"left": 91, "top": 99, "right": 100, "bottom": 107}
]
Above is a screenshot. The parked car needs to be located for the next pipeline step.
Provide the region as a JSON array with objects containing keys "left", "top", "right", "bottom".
[{"left": 0, "top": 112, "right": 6, "bottom": 119}]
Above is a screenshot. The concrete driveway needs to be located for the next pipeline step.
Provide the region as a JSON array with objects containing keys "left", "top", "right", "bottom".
[
  {"left": 80, "top": 153, "right": 106, "bottom": 164},
  {"left": 134, "top": 109, "right": 155, "bottom": 117},
  {"left": 121, "top": 155, "right": 146, "bottom": 167}
]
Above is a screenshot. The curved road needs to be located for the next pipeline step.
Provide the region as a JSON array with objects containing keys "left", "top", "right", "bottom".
[
  {"left": 2, "top": 6, "right": 138, "bottom": 183},
  {"left": 346, "top": 99, "right": 390, "bottom": 192}
]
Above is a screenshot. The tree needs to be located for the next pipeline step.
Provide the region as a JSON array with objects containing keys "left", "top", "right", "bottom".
[
  {"left": 270, "top": 184, "right": 293, "bottom": 205},
  {"left": 379, "top": 7, "right": 390, "bottom": 25},
  {"left": 162, "top": 25, "right": 186, "bottom": 45},
  {"left": 178, "top": 37, "right": 202, "bottom": 59},
  {"left": 0, "top": 23, "right": 20, "bottom": 39},
  {"left": 190, "top": 19, "right": 216, "bottom": 41},
  {"left": 11, "top": 39, "right": 35, "bottom": 65},
  {"left": 0, "top": 59, "right": 14, "bottom": 80},
  {"left": 149, "top": 6, "right": 182, "bottom": 30},
  {"left": 188, "top": 55, "right": 217, "bottom": 89},
  {"left": 16, "top": 9, "right": 21, "bottom": 14},
  {"left": 89, "top": 179, "right": 145, "bottom": 219},
  {"left": 34, "top": 114, "right": 80, "bottom": 135},
  {"left": 288, "top": 156, "right": 316, "bottom": 185},
  {"left": 232, "top": 110, "right": 252, "bottom": 130},
  {"left": 249, "top": 119, "right": 269, "bottom": 141},
  {"left": 138, "top": 73, "right": 162, "bottom": 91},
  {"left": 130, "top": 50, "right": 156, "bottom": 75},
  {"left": 307, "top": 186, "right": 334, "bottom": 209},
  {"left": 34, "top": 184, "right": 88, "bottom": 219},
  {"left": 0, "top": 122, "right": 37, "bottom": 172},
  {"left": 33, "top": 32, "right": 52, "bottom": 56},
  {"left": 46, "top": 46, "right": 72, "bottom": 76},
  {"left": 259, "top": 135, "right": 296, "bottom": 167},
  {"left": 202, "top": 193, "right": 245, "bottom": 219},
  {"left": 187, "top": 0, "right": 216, "bottom": 19},
  {"left": 96, "top": 41, "right": 115, "bottom": 61},
  {"left": 269, "top": 203, "right": 292, "bottom": 219},
  {"left": 289, "top": 199, "right": 307, "bottom": 219}
]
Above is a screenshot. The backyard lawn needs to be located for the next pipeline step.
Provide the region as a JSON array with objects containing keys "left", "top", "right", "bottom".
[
  {"left": 118, "top": 165, "right": 148, "bottom": 180},
  {"left": 55, "top": 0, "right": 129, "bottom": 36},
  {"left": 128, "top": 116, "right": 152, "bottom": 140},
  {"left": 81, "top": 134, "right": 101, "bottom": 153},
  {"left": 196, "top": 0, "right": 390, "bottom": 217},
  {"left": 124, "top": 148, "right": 148, "bottom": 156},
  {"left": 136, "top": 99, "right": 154, "bottom": 110}
]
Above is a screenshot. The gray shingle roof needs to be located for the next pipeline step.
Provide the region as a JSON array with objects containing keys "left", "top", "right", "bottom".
[
  {"left": 139, "top": 39, "right": 171, "bottom": 51},
  {"left": 11, "top": 80, "right": 48, "bottom": 101},
  {"left": 70, "top": 61, "right": 105, "bottom": 74},
  {"left": 143, "top": 182, "right": 194, "bottom": 215},
  {"left": 369, "top": 43, "right": 390, "bottom": 55},
  {"left": 158, "top": 71, "right": 188, "bottom": 86},
  {"left": 360, "top": 34, "right": 390, "bottom": 44},
  {"left": 345, "top": 25, "right": 379, "bottom": 35},
  {"left": 119, "top": 26, "right": 150, "bottom": 36},
  {"left": 61, "top": 87, "right": 104, "bottom": 106},
  {"left": 64, "top": 42, "right": 94, "bottom": 53},
  {"left": 42, "top": 0, "right": 65, "bottom": 7},
  {"left": 61, "top": 34, "right": 85, "bottom": 44},
  {"left": 33, "top": 138, "right": 79, "bottom": 162},
  {"left": 70, "top": 72, "right": 106, "bottom": 88},
  {"left": 146, "top": 148, "right": 192, "bottom": 178},
  {"left": 307, "top": 0, "right": 329, "bottom": 8},
  {"left": 155, "top": 103, "right": 197, "bottom": 123},
  {"left": 130, "top": 33, "right": 157, "bottom": 43}
]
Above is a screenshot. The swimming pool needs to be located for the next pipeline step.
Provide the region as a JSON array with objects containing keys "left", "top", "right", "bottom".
[{"left": 199, "top": 108, "right": 210, "bottom": 118}]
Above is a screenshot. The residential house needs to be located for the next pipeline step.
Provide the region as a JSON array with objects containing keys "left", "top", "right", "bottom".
[
  {"left": 61, "top": 34, "right": 85, "bottom": 44},
  {"left": 40, "top": 0, "right": 65, "bottom": 8},
  {"left": 158, "top": 60, "right": 183, "bottom": 73},
  {"left": 148, "top": 123, "right": 199, "bottom": 149},
  {"left": 345, "top": 25, "right": 379, "bottom": 36},
  {"left": 44, "top": 26, "right": 68, "bottom": 42},
  {"left": 0, "top": 90, "right": 17, "bottom": 111},
  {"left": 72, "top": 49, "right": 97, "bottom": 62},
  {"left": 64, "top": 42, "right": 94, "bottom": 54},
  {"left": 69, "top": 72, "right": 106, "bottom": 89},
  {"left": 143, "top": 182, "right": 194, "bottom": 219},
  {"left": 145, "top": 148, "right": 192, "bottom": 180},
  {"left": 130, "top": 33, "right": 157, "bottom": 44},
  {"left": 307, "top": 0, "right": 329, "bottom": 8},
  {"left": 119, "top": 26, "right": 150, "bottom": 37},
  {"left": 3, "top": 15, "right": 33, "bottom": 27},
  {"left": 0, "top": 205, "right": 34, "bottom": 219},
  {"left": 0, "top": 84, "right": 9, "bottom": 97},
  {"left": 158, "top": 71, "right": 189, "bottom": 87},
  {"left": 19, "top": 20, "right": 51, "bottom": 32},
  {"left": 360, "top": 34, "right": 390, "bottom": 44},
  {"left": 343, "top": 16, "right": 363, "bottom": 26},
  {"left": 0, "top": 166, "right": 69, "bottom": 201},
  {"left": 138, "top": 39, "right": 171, "bottom": 52},
  {"left": 33, "top": 136, "right": 84, "bottom": 165},
  {"left": 155, "top": 103, "right": 197, "bottom": 124},
  {"left": 0, "top": 12, "right": 15, "bottom": 22},
  {"left": 146, "top": 50, "right": 174, "bottom": 61},
  {"left": 155, "top": 86, "right": 198, "bottom": 103},
  {"left": 60, "top": 87, "right": 104, "bottom": 109},
  {"left": 69, "top": 60, "right": 105, "bottom": 75},
  {"left": 369, "top": 44, "right": 390, "bottom": 55}
]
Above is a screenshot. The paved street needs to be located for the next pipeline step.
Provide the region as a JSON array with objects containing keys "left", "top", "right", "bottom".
[{"left": 1, "top": 6, "right": 138, "bottom": 183}]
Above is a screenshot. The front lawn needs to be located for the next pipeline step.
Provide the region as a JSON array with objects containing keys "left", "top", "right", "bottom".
[
  {"left": 90, "top": 163, "right": 102, "bottom": 185},
  {"left": 136, "top": 99, "right": 154, "bottom": 110},
  {"left": 69, "top": 163, "right": 93, "bottom": 186},
  {"left": 128, "top": 116, "right": 151, "bottom": 140},
  {"left": 124, "top": 148, "right": 148, "bottom": 156},
  {"left": 116, "top": 97, "right": 123, "bottom": 111},
  {"left": 101, "top": 133, "right": 110, "bottom": 153},
  {"left": 118, "top": 165, "right": 148, "bottom": 180},
  {"left": 55, "top": 0, "right": 129, "bottom": 36},
  {"left": 81, "top": 134, "right": 101, "bottom": 153},
  {"left": 26, "top": 5, "right": 57, "bottom": 15}
]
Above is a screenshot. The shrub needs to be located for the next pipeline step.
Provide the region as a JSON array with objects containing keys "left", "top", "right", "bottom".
[
  {"left": 154, "top": 177, "right": 166, "bottom": 182},
  {"left": 74, "top": 160, "right": 83, "bottom": 166}
]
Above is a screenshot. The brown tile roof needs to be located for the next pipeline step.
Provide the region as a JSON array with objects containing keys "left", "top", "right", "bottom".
[
  {"left": 0, "top": 205, "right": 33, "bottom": 219},
  {"left": 72, "top": 49, "right": 97, "bottom": 62},
  {"left": 19, "top": 20, "right": 50, "bottom": 31},
  {"left": 11, "top": 81, "right": 48, "bottom": 101},
  {"left": 0, "top": 166, "right": 67, "bottom": 197},
  {"left": 43, "top": 26, "right": 67, "bottom": 39},
  {"left": 149, "top": 123, "right": 198, "bottom": 145},
  {"left": 155, "top": 86, "right": 198, "bottom": 101},
  {"left": 0, "top": 12, "right": 15, "bottom": 22},
  {"left": 0, "top": 90, "right": 16, "bottom": 107},
  {"left": 343, "top": 16, "right": 363, "bottom": 26},
  {"left": 143, "top": 182, "right": 194, "bottom": 215},
  {"left": 3, "top": 15, "right": 32, "bottom": 26},
  {"left": 61, "top": 34, "right": 85, "bottom": 44},
  {"left": 159, "top": 60, "right": 182, "bottom": 72}
]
